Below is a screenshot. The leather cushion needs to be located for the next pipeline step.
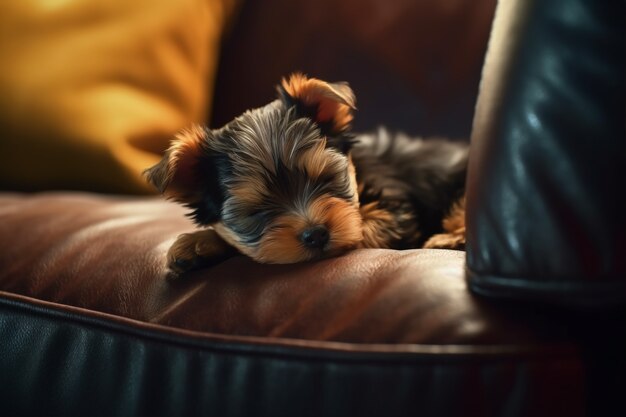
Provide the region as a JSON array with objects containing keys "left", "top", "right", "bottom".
[
  {"left": 0, "top": 192, "right": 593, "bottom": 416},
  {"left": 0, "top": 192, "right": 584, "bottom": 346}
]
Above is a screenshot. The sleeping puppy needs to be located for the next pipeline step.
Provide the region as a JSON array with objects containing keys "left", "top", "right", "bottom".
[{"left": 145, "top": 73, "right": 467, "bottom": 273}]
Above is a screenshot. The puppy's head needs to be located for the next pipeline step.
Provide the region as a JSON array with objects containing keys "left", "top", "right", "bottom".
[{"left": 145, "top": 73, "right": 363, "bottom": 263}]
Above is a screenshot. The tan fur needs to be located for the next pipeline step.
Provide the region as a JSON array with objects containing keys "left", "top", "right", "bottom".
[
  {"left": 209, "top": 147, "right": 363, "bottom": 265},
  {"left": 281, "top": 73, "right": 356, "bottom": 134},
  {"left": 295, "top": 139, "right": 328, "bottom": 178},
  {"left": 254, "top": 214, "right": 311, "bottom": 263},
  {"left": 145, "top": 125, "right": 207, "bottom": 202},
  {"left": 308, "top": 196, "right": 363, "bottom": 249},
  {"left": 358, "top": 202, "right": 404, "bottom": 248},
  {"left": 218, "top": 196, "right": 363, "bottom": 264},
  {"left": 423, "top": 197, "right": 466, "bottom": 249},
  {"left": 229, "top": 182, "right": 264, "bottom": 207}
]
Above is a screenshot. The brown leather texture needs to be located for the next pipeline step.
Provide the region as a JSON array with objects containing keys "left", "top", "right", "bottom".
[
  {"left": 0, "top": 192, "right": 582, "bottom": 347},
  {"left": 212, "top": 0, "right": 497, "bottom": 138}
]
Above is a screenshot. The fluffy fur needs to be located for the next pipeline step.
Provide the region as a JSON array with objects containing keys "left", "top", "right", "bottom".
[{"left": 145, "top": 73, "right": 468, "bottom": 273}]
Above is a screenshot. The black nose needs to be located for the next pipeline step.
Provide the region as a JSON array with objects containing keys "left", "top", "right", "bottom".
[{"left": 300, "top": 225, "right": 329, "bottom": 249}]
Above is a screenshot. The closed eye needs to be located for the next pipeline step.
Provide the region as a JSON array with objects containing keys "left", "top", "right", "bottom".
[{"left": 322, "top": 172, "right": 354, "bottom": 201}]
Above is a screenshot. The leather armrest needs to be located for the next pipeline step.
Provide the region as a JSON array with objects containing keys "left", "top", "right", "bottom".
[{"left": 465, "top": 0, "right": 626, "bottom": 307}]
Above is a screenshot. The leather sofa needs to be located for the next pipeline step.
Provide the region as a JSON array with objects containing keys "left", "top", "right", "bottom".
[{"left": 1, "top": 0, "right": 623, "bottom": 416}]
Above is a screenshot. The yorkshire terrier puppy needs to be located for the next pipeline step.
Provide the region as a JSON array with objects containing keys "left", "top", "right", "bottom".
[{"left": 145, "top": 73, "right": 467, "bottom": 274}]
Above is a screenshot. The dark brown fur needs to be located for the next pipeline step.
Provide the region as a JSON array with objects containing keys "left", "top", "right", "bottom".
[{"left": 145, "top": 73, "right": 467, "bottom": 274}]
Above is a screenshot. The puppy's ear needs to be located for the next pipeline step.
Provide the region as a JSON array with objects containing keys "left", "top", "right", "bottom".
[
  {"left": 278, "top": 73, "right": 356, "bottom": 136},
  {"left": 144, "top": 125, "right": 225, "bottom": 225}
]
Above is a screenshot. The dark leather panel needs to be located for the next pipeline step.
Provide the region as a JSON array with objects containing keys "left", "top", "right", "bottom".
[
  {"left": 466, "top": 0, "right": 626, "bottom": 306},
  {"left": 0, "top": 192, "right": 588, "bottom": 346},
  {"left": 0, "top": 294, "right": 585, "bottom": 417}
]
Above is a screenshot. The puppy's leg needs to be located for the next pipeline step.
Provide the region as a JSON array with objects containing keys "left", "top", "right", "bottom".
[
  {"left": 167, "top": 228, "right": 238, "bottom": 275},
  {"left": 423, "top": 197, "right": 466, "bottom": 250}
]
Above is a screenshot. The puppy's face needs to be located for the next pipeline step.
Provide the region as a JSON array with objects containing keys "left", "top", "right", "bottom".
[{"left": 146, "top": 74, "right": 363, "bottom": 263}]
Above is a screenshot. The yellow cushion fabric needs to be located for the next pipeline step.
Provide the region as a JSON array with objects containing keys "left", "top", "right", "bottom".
[{"left": 0, "top": 0, "right": 237, "bottom": 194}]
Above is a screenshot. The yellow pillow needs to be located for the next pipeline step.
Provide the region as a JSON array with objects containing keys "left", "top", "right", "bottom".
[{"left": 0, "top": 0, "right": 237, "bottom": 194}]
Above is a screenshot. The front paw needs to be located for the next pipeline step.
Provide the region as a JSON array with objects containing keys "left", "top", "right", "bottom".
[
  {"left": 423, "top": 233, "right": 466, "bottom": 250},
  {"left": 167, "top": 233, "right": 204, "bottom": 274},
  {"left": 166, "top": 230, "right": 236, "bottom": 275}
]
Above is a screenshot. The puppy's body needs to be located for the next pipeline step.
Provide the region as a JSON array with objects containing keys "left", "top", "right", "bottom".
[
  {"left": 146, "top": 74, "right": 467, "bottom": 273},
  {"left": 352, "top": 129, "right": 467, "bottom": 249}
]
